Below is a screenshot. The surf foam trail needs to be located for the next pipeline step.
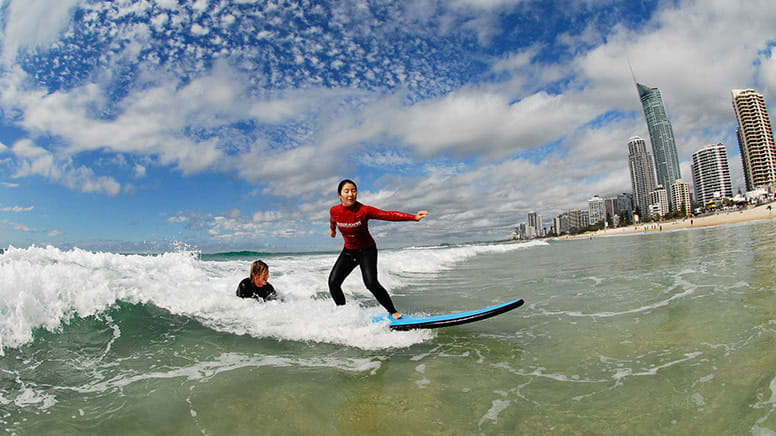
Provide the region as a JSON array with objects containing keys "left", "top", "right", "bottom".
[{"left": 0, "top": 241, "right": 543, "bottom": 353}]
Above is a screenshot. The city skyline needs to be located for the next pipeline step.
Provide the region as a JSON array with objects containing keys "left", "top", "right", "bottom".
[{"left": 0, "top": 1, "right": 775, "bottom": 251}]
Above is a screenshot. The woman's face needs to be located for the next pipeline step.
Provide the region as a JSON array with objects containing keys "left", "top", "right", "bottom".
[
  {"left": 252, "top": 270, "right": 269, "bottom": 287},
  {"left": 338, "top": 183, "right": 357, "bottom": 207}
]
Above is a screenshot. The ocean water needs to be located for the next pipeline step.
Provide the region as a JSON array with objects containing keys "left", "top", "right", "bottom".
[{"left": 2, "top": 220, "right": 776, "bottom": 435}]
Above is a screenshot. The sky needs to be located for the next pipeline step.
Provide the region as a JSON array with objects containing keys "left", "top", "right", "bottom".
[{"left": 0, "top": 0, "right": 774, "bottom": 253}]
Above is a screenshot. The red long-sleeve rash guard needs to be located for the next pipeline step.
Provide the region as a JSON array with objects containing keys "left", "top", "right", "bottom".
[{"left": 330, "top": 202, "right": 416, "bottom": 250}]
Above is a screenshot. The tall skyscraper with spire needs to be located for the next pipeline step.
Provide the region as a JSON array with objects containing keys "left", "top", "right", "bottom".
[
  {"left": 731, "top": 89, "right": 776, "bottom": 191},
  {"left": 627, "top": 136, "right": 657, "bottom": 217},
  {"left": 636, "top": 82, "right": 682, "bottom": 207}
]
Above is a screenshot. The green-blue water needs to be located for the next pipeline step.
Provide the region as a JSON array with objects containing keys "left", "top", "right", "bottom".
[{"left": 2, "top": 220, "right": 776, "bottom": 435}]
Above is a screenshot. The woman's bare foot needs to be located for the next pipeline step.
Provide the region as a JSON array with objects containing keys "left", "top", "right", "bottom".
[{"left": 391, "top": 312, "right": 403, "bottom": 320}]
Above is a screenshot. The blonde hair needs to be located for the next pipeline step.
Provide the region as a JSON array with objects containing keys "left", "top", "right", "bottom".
[{"left": 250, "top": 260, "right": 268, "bottom": 279}]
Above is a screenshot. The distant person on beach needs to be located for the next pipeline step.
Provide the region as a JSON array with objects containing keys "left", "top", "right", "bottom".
[
  {"left": 328, "top": 179, "right": 428, "bottom": 320},
  {"left": 236, "top": 260, "right": 278, "bottom": 301}
]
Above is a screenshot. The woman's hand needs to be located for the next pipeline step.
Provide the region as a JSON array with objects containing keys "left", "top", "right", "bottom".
[
  {"left": 328, "top": 228, "right": 336, "bottom": 238},
  {"left": 415, "top": 210, "right": 429, "bottom": 221}
]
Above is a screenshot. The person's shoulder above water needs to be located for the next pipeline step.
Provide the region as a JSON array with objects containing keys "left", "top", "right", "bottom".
[
  {"left": 236, "top": 277, "right": 254, "bottom": 298},
  {"left": 256, "top": 281, "right": 278, "bottom": 301},
  {"left": 236, "top": 277, "right": 277, "bottom": 301}
]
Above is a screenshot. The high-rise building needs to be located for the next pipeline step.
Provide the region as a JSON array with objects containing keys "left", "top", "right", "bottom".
[
  {"left": 691, "top": 143, "right": 733, "bottom": 206},
  {"left": 616, "top": 193, "right": 633, "bottom": 217},
  {"left": 527, "top": 211, "right": 543, "bottom": 238},
  {"left": 671, "top": 179, "right": 692, "bottom": 215},
  {"left": 604, "top": 198, "right": 618, "bottom": 221},
  {"left": 649, "top": 185, "right": 669, "bottom": 217},
  {"left": 568, "top": 209, "right": 589, "bottom": 231},
  {"left": 636, "top": 82, "right": 682, "bottom": 205},
  {"left": 731, "top": 89, "right": 776, "bottom": 191},
  {"left": 554, "top": 213, "right": 570, "bottom": 236},
  {"left": 628, "top": 136, "right": 657, "bottom": 216},
  {"left": 513, "top": 223, "right": 528, "bottom": 240},
  {"left": 588, "top": 195, "right": 605, "bottom": 225}
]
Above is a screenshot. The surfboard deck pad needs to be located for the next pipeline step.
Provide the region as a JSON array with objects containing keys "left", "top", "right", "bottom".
[{"left": 372, "top": 298, "right": 524, "bottom": 331}]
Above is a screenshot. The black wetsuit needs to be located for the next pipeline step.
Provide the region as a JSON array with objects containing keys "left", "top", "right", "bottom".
[
  {"left": 328, "top": 246, "right": 397, "bottom": 314},
  {"left": 236, "top": 278, "right": 277, "bottom": 302}
]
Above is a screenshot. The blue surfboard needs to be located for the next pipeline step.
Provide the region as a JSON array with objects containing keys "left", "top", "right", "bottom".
[{"left": 372, "top": 298, "right": 524, "bottom": 331}]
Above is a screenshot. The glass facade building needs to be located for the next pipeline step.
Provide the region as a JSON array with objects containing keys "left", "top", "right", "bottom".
[{"left": 637, "top": 83, "right": 682, "bottom": 206}]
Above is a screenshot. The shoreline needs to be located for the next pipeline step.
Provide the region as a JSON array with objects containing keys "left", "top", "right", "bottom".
[{"left": 558, "top": 203, "right": 776, "bottom": 240}]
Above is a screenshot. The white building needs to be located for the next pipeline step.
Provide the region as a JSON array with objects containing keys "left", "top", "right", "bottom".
[
  {"left": 670, "top": 179, "right": 692, "bottom": 215},
  {"left": 528, "top": 211, "right": 543, "bottom": 238},
  {"left": 691, "top": 143, "right": 733, "bottom": 206},
  {"left": 649, "top": 185, "right": 669, "bottom": 217},
  {"left": 588, "top": 195, "right": 605, "bottom": 225}
]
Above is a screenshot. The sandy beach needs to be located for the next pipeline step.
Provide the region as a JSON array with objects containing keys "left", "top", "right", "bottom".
[{"left": 560, "top": 202, "right": 776, "bottom": 239}]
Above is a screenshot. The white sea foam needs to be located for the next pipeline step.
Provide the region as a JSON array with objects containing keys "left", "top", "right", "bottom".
[
  {"left": 0, "top": 241, "right": 540, "bottom": 353},
  {"left": 478, "top": 398, "right": 510, "bottom": 427},
  {"left": 612, "top": 352, "right": 703, "bottom": 381},
  {"left": 64, "top": 352, "right": 385, "bottom": 395}
]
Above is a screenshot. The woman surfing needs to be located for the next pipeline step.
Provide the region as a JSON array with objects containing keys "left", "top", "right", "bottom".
[{"left": 328, "top": 179, "right": 428, "bottom": 319}]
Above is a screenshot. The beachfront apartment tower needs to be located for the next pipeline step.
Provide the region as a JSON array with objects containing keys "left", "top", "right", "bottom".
[
  {"left": 637, "top": 83, "right": 682, "bottom": 207},
  {"left": 731, "top": 89, "right": 776, "bottom": 191},
  {"left": 670, "top": 179, "right": 692, "bottom": 215},
  {"left": 554, "top": 213, "right": 570, "bottom": 236},
  {"left": 568, "top": 209, "right": 589, "bottom": 231},
  {"left": 528, "top": 211, "right": 543, "bottom": 238},
  {"left": 617, "top": 193, "right": 634, "bottom": 217},
  {"left": 649, "top": 185, "right": 669, "bottom": 217},
  {"left": 628, "top": 136, "right": 657, "bottom": 217},
  {"left": 588, "top": 195, "right": 605, "bottom": 225},
  {"left": 691, "top": 143, "right": 733, "bottom": 206}
]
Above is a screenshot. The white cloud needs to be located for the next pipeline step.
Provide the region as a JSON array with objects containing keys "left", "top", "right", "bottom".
[
  {"left": 1, "top": 0, "right": 81, "bottom": 64},
  {"left": 191, "top": 23, "right": 209, "bottom": 36},
  {"left": 221, "top": 14, "right": 235, "bottom": 26},
  {"left": 154, "top": 0, "right": 178, "bottom": 10},
  {"left": 0, "top": 205, "right": 33, "bottom": 212},
  {"left": 192, "top": 0, "right": 208, "bottom": 13},
  {"left": 134, "top": 164, "right": 147, "bottom": 178},
  {"left": 758, "top": 47, "right": 776, "bottom": 103},
  {"left": 0, "top": 60, "right": 338, "bottom": 181},
  {"left": 167, "top": 215, "right": 188, "bottom": 223},
  {"left": 151, "top": 12, "right": 169, "bottom": 29},
  {"left": 360, "top": 150, "right": 413, "bottom": 168},
  {"left": 11, "top": 139, "right": 122, "bottom": 196},
  {"left": 0, "top": 219, "right": 35, "bottom": 232}
]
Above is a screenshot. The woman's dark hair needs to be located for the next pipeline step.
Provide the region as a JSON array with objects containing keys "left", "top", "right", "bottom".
[{"left": 338, "top": 179, "right": 357, "bottom": 194}]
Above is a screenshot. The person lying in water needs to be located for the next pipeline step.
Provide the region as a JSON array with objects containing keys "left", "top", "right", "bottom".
[{"left": 236, "top": 260, "right": 278, "bottom": 302}]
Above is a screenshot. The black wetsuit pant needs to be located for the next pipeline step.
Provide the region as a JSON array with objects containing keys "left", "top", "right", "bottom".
[{"left": 328, "top": 246, "right": 398, "bottom": 314}]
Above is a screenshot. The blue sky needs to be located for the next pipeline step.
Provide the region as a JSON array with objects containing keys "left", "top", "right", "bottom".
[{"left": 0, "top": 0, "right": 774, "bottom": 252}]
